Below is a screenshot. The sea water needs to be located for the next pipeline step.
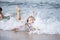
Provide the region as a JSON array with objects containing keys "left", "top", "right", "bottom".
[{"left": 0, "top": 0, "right": 60, "bottom": 34}]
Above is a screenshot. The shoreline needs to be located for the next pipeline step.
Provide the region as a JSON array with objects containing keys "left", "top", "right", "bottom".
[{"left": 0, "top": 30, "right": 60, "bottom": 40}]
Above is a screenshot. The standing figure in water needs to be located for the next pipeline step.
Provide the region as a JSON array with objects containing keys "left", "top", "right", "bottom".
[{"left": 0, "top": 7, "right": 4, "bottom": 20}]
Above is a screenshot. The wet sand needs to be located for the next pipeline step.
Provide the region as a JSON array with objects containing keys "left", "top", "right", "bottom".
[{"left": 0, "top": 30, "right": 60, "bottom": 40}]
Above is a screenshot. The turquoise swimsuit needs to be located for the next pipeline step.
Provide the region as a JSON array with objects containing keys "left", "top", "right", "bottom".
[{"left": 0, "top": 16, "right": 10, "bottom": 21}]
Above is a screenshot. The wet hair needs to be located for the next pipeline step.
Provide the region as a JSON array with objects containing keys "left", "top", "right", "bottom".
[
  {"left": 27, "top": 16, "right": 35, "bottom": 22},
  {"left": 0, "top": 7, "right": 4, "bottom": 18},
  {"left": 27, "top": 19, "right": 28, "bottom": 22},
  {"left": 0, "top": 7, "right": 2, "bottom": 11}
]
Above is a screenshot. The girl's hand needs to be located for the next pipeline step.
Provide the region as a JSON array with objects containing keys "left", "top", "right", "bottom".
[{"left": 16, "top": 6, "right": 20, "bottom": 12}]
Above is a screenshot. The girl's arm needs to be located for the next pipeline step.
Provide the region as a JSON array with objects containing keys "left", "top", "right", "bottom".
[{"left": 16, "top": 6, "right": 21, "bottom": 20}]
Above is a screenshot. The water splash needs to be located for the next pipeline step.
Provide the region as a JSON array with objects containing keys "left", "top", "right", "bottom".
[{"left": 0, "top": 0, "right": 60, "bottom": 34}]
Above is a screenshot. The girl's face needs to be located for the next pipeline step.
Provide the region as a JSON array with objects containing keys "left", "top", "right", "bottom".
[{"left": 28, "top": 17, "right": 35, "bottom": 24}]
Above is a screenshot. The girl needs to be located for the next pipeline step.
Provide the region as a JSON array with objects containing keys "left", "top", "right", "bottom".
[
  {"left": 13, "top": 16, "right": 36, "bottom": 32},
  {"left": 0, "top": 7, "right": 4, "bottom": 20},
  {"left": 13, "top": 12, "right": 36, "bottom": 32}
]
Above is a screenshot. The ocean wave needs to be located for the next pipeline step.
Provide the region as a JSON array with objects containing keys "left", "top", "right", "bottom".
[{"left": 0, "top": 1, "right": 60, "bottom": 9}]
